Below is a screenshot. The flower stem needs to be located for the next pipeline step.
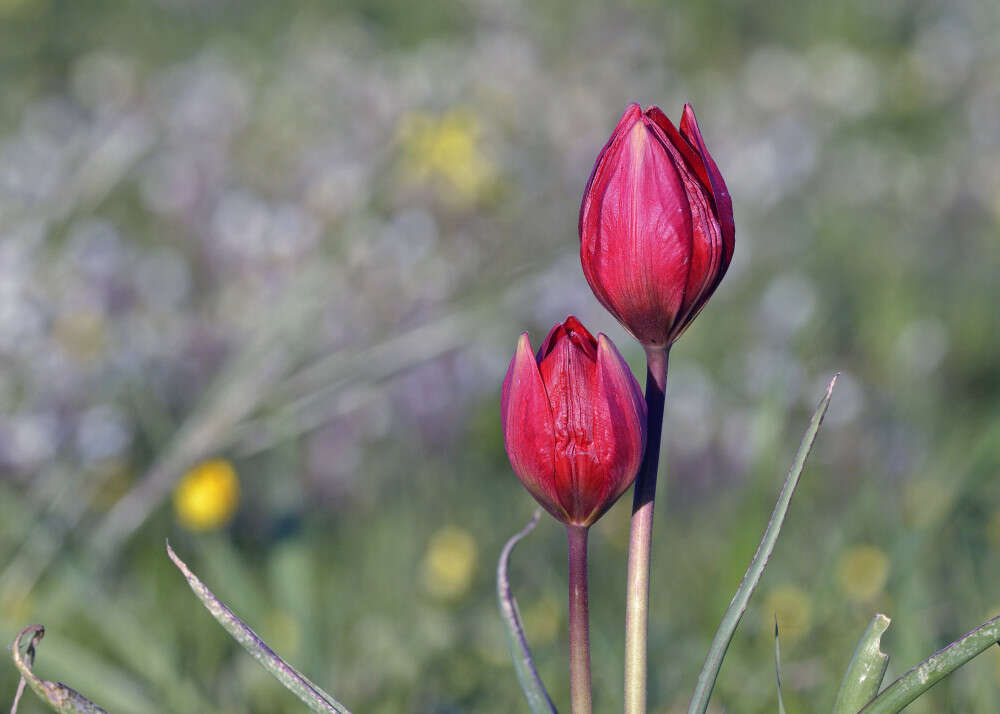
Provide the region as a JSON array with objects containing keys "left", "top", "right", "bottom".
[
  {"left": 624, "top": 346, "right": 669, "bottom": 714},
  {"left": 567, "top": 524, "right": 593, "bottom": 714}
]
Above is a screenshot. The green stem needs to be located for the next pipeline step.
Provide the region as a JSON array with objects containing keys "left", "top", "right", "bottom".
[
  {"left": 831, "top": 614, "right": 890, "bottom": 714},
  {"left": 861, "top": 614, "right": 1000, "bottom": 714},
  {"left": 624, "top": 346, "right": 669, "bottom": 714},
  {"left": 567, "top": 524, "right": 592, "bottom": 714}
]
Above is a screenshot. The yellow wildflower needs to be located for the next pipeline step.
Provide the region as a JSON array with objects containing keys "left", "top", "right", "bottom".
[
  {"left": 836, "top": 544, "right": 890, "bottom": 602},
  {"left": 522, "top": 594, "right": 562, "bottom": 645},
  {"left": 173, "top": 459, "right": 240, "bottom": 531},
  {"left": 765, "top": 584, "right": 813, "bottom": 645},
  {"left": 422, "top": 525, "right": 478, "bottom": 600},
  {"left": 397, "top": 109, "right": 495, "bottom": 205}
]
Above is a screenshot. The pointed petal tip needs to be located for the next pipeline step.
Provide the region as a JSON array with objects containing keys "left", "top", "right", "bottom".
[
  {"left": 505, "top": 333, "right": 537, "bottom": 390},
  {"left": 595, "top": 335, "right": 643, "bottom": 397},
  {"left": 562, "top": 315, "right": 591, "bottom": 335},
  {"left": 680, "top": 103, "right": 703, "bottom": 139},
  {"left": 614, "top": 103, "right": 644, "bottom": 132},
  {"left": 513, "top": 332, "right": 540, "bottom": 367},
  {"left": 595, "top": 334, "right": 627, "bottom": 375}
]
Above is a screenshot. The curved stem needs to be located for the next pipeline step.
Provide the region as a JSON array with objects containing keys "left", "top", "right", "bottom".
[
  {"left": 624, "top": 346, "right": 669, "bottom": 714},
  {"left": 498, "top": 511, "right": 557, "bottom": 714},
  {"left": 567, "top": 524, "right": 593, "bottom": 714}
]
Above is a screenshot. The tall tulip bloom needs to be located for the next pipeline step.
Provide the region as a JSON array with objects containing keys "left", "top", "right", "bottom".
[
  {"left": 579, "top": 103, "right": 734, "bottom": 713},
  {"left": 579, "top": 103, "right": 735, "bottom": 349},
  {"left": 501, "top": 316, "right": 646, "bottom": 528}
]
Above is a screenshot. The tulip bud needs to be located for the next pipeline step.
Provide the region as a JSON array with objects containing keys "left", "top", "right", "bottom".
[
  {"left": 579, "top": 103, "right": 735, "bottom": 349},
  {"left": 501, "top": 317, "right": 646, "bottom": 527}
]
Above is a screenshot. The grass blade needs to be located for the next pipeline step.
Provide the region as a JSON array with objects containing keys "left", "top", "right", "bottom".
[
  {"left": 687, "top": 375, "right": 838, "bottom": 714},
  {"left": 166, "top": 542, "right": 351, "bottom": 714},
  {"left": 860, "top": 613, "right": 1000, "bottom": 713},
  {"left": 774, "top": 618, "right": 786, "bottom": 714},
  {"left": 497, "top": 510, "right": 558, "bottom": 714},
  {"left": 831, "top": 614, "right": 890, "bottom": 714}
]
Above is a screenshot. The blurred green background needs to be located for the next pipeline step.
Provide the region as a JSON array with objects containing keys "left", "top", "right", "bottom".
[{"left": 1, "top": 0, "right": 999, "bottom": 711}]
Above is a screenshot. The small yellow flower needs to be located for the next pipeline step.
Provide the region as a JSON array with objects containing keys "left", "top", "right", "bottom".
[
  {"left": 764, "top": 584, "right": 813, "bottom": 645},
  {"left": 173, "top": 459, "right": 240, "bottom": 531},
  {"left": 422, "top": 526, "right": 478, "bottom": 600},
  {"left": 836, "top": 544, "right": 890, "bottom": 602},
  {"left": 397, "top": 109, "right": 496, "bottom": 205},
  {"left": 522, "top": 595, "right": 562, "bottom": 645}
]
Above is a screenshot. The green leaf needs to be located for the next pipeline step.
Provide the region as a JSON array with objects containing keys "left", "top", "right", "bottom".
[
  {"left": 861, "top": 613, "right": 1000, "bottom": 713},
  {"left": 166, "top": 541, "right": 352, "bottom": 714},
  {"left": 774, "top": 618, "right": 786, "bottom": 714},
  {"left": 832, "top": 614, "right": 891, "bottom": 714},
  {"left": 497, "top": 509, "right": 558, "bottom": 714},
  {"left": 10, "top": 624, "right": 109, "bottom": 714},
  {"left": 687, "top": 375, "right": 838, "bottom": 714}
]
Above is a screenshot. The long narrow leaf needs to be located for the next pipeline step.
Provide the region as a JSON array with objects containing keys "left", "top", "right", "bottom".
[
  {"left": 166, "top": 542, "right": 351, "bottom": 714},
  {"left": 831, "top": 614, "right": 890, "bottom": 714},
  {"left": 687, "top": 375, "right": 838, "bottom": 714},
  {"left": 10, "top": 625, "right": 108, "bottom": 714},
  {"left": 861, "top": 613, "right": 1000, "bottom": 713},
  {"left": 497, "top": 510, "right": 558, "bottom": 714}
]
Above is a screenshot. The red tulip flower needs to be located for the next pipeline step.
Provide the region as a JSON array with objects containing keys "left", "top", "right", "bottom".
[
  {"left": 501, "top": 316, "right": 646, "bottom": 527},
  {"left": 579, "top": 103, "right": 735, "bottom": 349}
]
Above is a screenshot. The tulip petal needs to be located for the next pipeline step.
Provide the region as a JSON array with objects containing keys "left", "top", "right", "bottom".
[
  {"left": 680, "top": 104, "right": 735, "bottom": 270},
  {"left": 645, "top": 106, "right": 711, "bottom": 194},
  {"left": 537, "top": 325, "right": 600, "bottom": 522},
  {"left": 642, "top": 109, "right": 723, "bottom": 340},
  {"left": 579, "top": 103, "right": 643, "bottom": 238},
  {"left": 585, "top": 335, "right": 646, "bottom": 524},
  {"left": 501, "top": 334, "right": 564, "bottom": 521}
]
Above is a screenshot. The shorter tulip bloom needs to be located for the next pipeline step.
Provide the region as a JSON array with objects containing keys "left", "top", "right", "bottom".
[
  {"left": 501, "top": 317, "right": 646, "bottom": 527},
  {"left": 579, "top": 103, "right": 735, "bottom": 349}
]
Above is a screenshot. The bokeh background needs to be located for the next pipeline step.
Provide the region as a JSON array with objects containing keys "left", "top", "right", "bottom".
[{"left": 1, "top": 0, "right": 999, "bottom": 711}]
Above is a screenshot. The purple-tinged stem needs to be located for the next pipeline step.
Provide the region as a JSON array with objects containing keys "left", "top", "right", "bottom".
[
  {"left": 567, "top": 524, "right": 592, "bottom": 714},
  {"left": 624, "top": 346, "right": 669, "bottom": 714}
]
